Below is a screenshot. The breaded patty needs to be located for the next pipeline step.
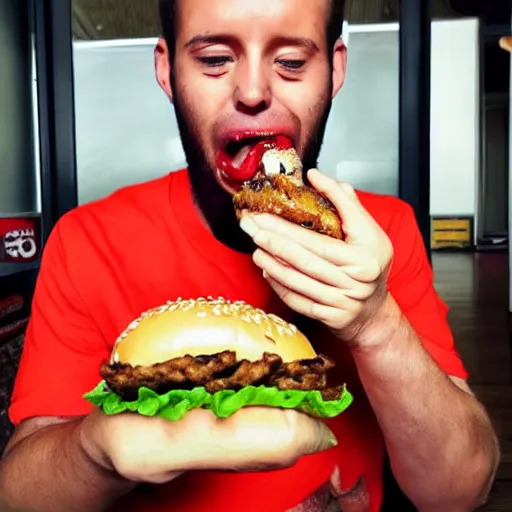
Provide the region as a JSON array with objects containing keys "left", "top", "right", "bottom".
[{"left": 233, "top": 174, "right": 343, "bottom": 239}]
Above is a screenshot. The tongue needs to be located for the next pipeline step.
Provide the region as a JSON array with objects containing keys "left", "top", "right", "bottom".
[
  {"left": 231, "top": 145, "right": 252, "bottom": 169},
  {"left": 216, "top": 135, "right": 293, "bottom": 182}
]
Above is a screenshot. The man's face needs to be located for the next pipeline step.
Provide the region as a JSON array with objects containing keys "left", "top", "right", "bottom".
[{"left": 155, "top": 0, "right": 346, "bottom": 249}]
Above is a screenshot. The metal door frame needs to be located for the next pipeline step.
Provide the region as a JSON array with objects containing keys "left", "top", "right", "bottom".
[{"left": 31, "top": 0, "right": 78, "bottom": 243}]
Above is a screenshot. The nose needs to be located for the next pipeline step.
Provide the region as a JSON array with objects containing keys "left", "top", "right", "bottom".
[{"left": 233, "top": 54, "right": 271, "bottom": 113}]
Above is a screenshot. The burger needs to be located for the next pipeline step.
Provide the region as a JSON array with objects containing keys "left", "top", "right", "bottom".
[
  {"left": 84, "top": 297, "right": 353, "bottom": 421},
  {"left": 214, "top": 133, "right": 344, "bottom": 239}
]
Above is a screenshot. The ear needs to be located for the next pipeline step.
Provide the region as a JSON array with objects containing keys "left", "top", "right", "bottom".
[
  {"left": 331, "top": 38, "right": 347, "bottom": 99},
  {"left": 155, "top": 37, "right": 174, "bottom": 102}
]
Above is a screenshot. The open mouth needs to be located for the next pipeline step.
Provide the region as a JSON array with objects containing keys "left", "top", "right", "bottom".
[
  {"left": 215, "top": 133, "right": 293, "bottom": 194},
  {"left": 224, "top": 136, "right": 269, "bottom": 163}
]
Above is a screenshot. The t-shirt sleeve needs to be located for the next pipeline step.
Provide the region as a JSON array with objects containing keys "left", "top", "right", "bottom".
[
  {"left": 386, "top": 201, "right": 469, "bottom": 380},
  {"left": 8, "top": 216, "right": 110, "bottom": 425}
]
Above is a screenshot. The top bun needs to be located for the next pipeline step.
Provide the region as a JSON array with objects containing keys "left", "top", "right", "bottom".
[{"left": 110, "top": 297, "right": 317, "bottom": 367}]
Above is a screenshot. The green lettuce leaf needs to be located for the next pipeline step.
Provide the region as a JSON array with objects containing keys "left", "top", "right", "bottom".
[{"left": 83, "top": 382, "right": 354, "bottom": 421}]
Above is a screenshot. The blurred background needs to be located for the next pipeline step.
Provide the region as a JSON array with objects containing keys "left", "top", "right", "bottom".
[{"left": 0, "top": 0, "right": 511, "bottom": 509}]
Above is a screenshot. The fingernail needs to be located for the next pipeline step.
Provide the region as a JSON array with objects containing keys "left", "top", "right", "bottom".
[
  {"left": 239, "top": 215, "right": 258, "bottom": 237},
  {"left": 319, "top": 423, "right": 338, "bottom": 451}
]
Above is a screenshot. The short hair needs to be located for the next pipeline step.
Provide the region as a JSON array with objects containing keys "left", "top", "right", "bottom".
[{"left": 159, "top": 0, "right": 345, "bottom": 58}]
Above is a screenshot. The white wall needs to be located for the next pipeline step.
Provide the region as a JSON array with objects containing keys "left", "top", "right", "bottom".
[
  {"left": 430, "top": 19, "right": 481, "bottom": 232},
  {"left": 318, "top": 24, "right": 399, "bottom": 197}
]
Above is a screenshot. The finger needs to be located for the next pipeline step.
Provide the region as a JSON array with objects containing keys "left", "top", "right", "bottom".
[
  {"left": 265, "top": 276, "right": 352, "bottom": 330},
  {"left": 307, "top": 169, "right": 377, "bottom": 244},
  {"left": 255, "top": 249, "right": 373, "bottom": 303},
  {"left": 240, "top": 212, "right": 354, "bottom": 266},
  {"left": 250, "top": 226, "right": 347, "bottom": 286},
  {"left": 247, "top": 221, "right": 382, "bottom": 285},
  {"left": 172, "top": 407, "right": 338, "bottom": 472}
]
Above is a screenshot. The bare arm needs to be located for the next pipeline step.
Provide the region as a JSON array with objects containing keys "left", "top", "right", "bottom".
[
  {"left": 0, "top": 406, "right": 336, "bottom": 512},
  {"left": 237, "top": 173, "right": 500, "bottom": 510},
  {"left": 0, "top": 416, "right": 135, "bottom": 512},
  {"left": 353, "top": 295, "right": 500, "bottom": 512}
]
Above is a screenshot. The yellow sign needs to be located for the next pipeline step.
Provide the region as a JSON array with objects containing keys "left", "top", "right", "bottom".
[{"left": 431, "top": 217, "right": 472, "bottom": 249}]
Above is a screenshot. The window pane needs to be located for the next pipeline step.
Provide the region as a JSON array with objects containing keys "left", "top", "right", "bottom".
[{"left": 0, "top": 0, "right": 38, "bottom": 214}]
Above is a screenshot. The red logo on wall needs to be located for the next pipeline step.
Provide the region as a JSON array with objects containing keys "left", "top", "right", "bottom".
[{"left": 0, "top": 217, "right": 41, "bottom": 263}]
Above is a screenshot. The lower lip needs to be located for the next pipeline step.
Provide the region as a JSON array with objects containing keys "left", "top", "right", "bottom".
[{"left": 214, "top": 167, "right": 242, "bottom": 195}]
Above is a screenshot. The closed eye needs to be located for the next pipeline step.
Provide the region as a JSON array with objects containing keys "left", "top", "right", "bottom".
[
  {"left": 277, "top": 59, "right": 306, "bottom": 71},
  {"left": 197, "top": 56, "right": 233, "bottom": 67}
]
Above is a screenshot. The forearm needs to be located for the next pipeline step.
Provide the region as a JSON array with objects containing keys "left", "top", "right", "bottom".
[
  {"left": 352, "top": 296, "right": 499, "bottom": 511},
  {"left": 0, "top": 418, "right": 135, "bottom": 512}
]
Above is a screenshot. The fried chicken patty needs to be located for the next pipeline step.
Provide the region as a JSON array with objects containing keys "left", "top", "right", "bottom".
[
  {"left": 233, "top": 174, "right": 343, "bottom": 239},
  {"left": 100, "top": 350, "right": 342, "bottom": 401}
]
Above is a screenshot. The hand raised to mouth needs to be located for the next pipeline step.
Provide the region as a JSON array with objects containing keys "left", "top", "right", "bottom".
[{"left": 240, "top": 168, "right": 393, "bottom": 347}]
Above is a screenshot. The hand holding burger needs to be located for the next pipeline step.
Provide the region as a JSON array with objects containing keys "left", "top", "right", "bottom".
[
  {"left": 81, "top": 298, "right": 352, "bottom": 484},
  {"left": 224, "top": 137, "right": 394, "bottom": 347},
  {"left": 79, "top": 400, "right": 338, "bottom": 485}
]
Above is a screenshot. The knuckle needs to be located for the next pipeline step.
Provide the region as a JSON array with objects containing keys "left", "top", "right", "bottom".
[
  {"left": 320, "top": 241, "right": 339, "bottom": 262},
  {"left": 265, "top": 234, "right": 278, "bottom": 252},
  {"left": 299, "top": 256, "right": 315, "bottom": 274},
  {"left": 110, "top": 454, "right": 141, "bottom": 481},
  {"left": 369, "top": 260, "right": 382, "bottom": 281},
  {"left": 333, "top": 290, "right": 348, "bottom": 309},
  {"left": 310, "top": 303, "right": 333, "bottom": 324},
  {"left": 253, "top": 229, "right": 270, "bottom": 247}
]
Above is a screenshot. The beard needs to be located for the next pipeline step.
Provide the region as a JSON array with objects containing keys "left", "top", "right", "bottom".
[{"left": 170, "top": 74, "right": 333, "bottom": 253}]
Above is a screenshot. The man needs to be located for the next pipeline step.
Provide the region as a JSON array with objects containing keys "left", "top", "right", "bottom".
[{"left": 0, "top": 0, "right": 499, "bottom": 511}]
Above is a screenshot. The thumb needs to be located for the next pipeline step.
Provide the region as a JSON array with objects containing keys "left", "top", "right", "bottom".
[
  {"left": 176, "top": 408, "right": 338, "bottom": 472},
  {"left": 307, "top": 169, "right": 375, "bottom": 244}
]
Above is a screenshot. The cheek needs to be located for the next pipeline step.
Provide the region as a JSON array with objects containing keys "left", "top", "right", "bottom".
[
  {"left": 174, "top": 69, "right": 233, "bottom": 151},
  {"left": 174, "top": 80, "right": 214, "bottom": 140},
  {"left": 277, "top": 67, "right": 331, "bottom": 138},
  {"left": 287, "top": 91, "right": 330, "bottom": 150}
]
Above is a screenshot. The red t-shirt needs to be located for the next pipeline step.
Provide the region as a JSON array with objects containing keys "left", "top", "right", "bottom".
[{"left": 9, "top": 169, "right": 468, "bottom": 512}]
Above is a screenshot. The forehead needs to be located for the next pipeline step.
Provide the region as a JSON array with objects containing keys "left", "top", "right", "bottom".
[{"left": 175, "top": 0, "right": 330, "bottom": 47}]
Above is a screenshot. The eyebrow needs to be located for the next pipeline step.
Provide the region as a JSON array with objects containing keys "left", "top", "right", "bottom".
[
  {"left": 184, "top": 34, "right": 319, "bottom": 52},
  {"left": 184, "top": 34, "right": 234, "bottom": 48}
]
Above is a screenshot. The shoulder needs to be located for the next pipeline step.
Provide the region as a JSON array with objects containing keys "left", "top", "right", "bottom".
[
  {"left": 39, "top": 171, "right": 183, "bottom": 278},
  {"left": 68, "top": 172, "right": 175, "bottom": 225},
  {"left": 54, "top": 171, "right": 180, "bottom": 246},
  {"left": 355, "top": 189, "right": 416, "bottom": 238}
]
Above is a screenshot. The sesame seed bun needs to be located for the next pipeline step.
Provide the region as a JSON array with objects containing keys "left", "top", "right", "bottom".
[{"left": 110, "top": 297, "right": 317, "bottom": 367}]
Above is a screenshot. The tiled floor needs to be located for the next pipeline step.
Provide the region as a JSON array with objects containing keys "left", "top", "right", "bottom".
[{"left": 432, "top": 251, "right": 511, "bottom": 511}]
